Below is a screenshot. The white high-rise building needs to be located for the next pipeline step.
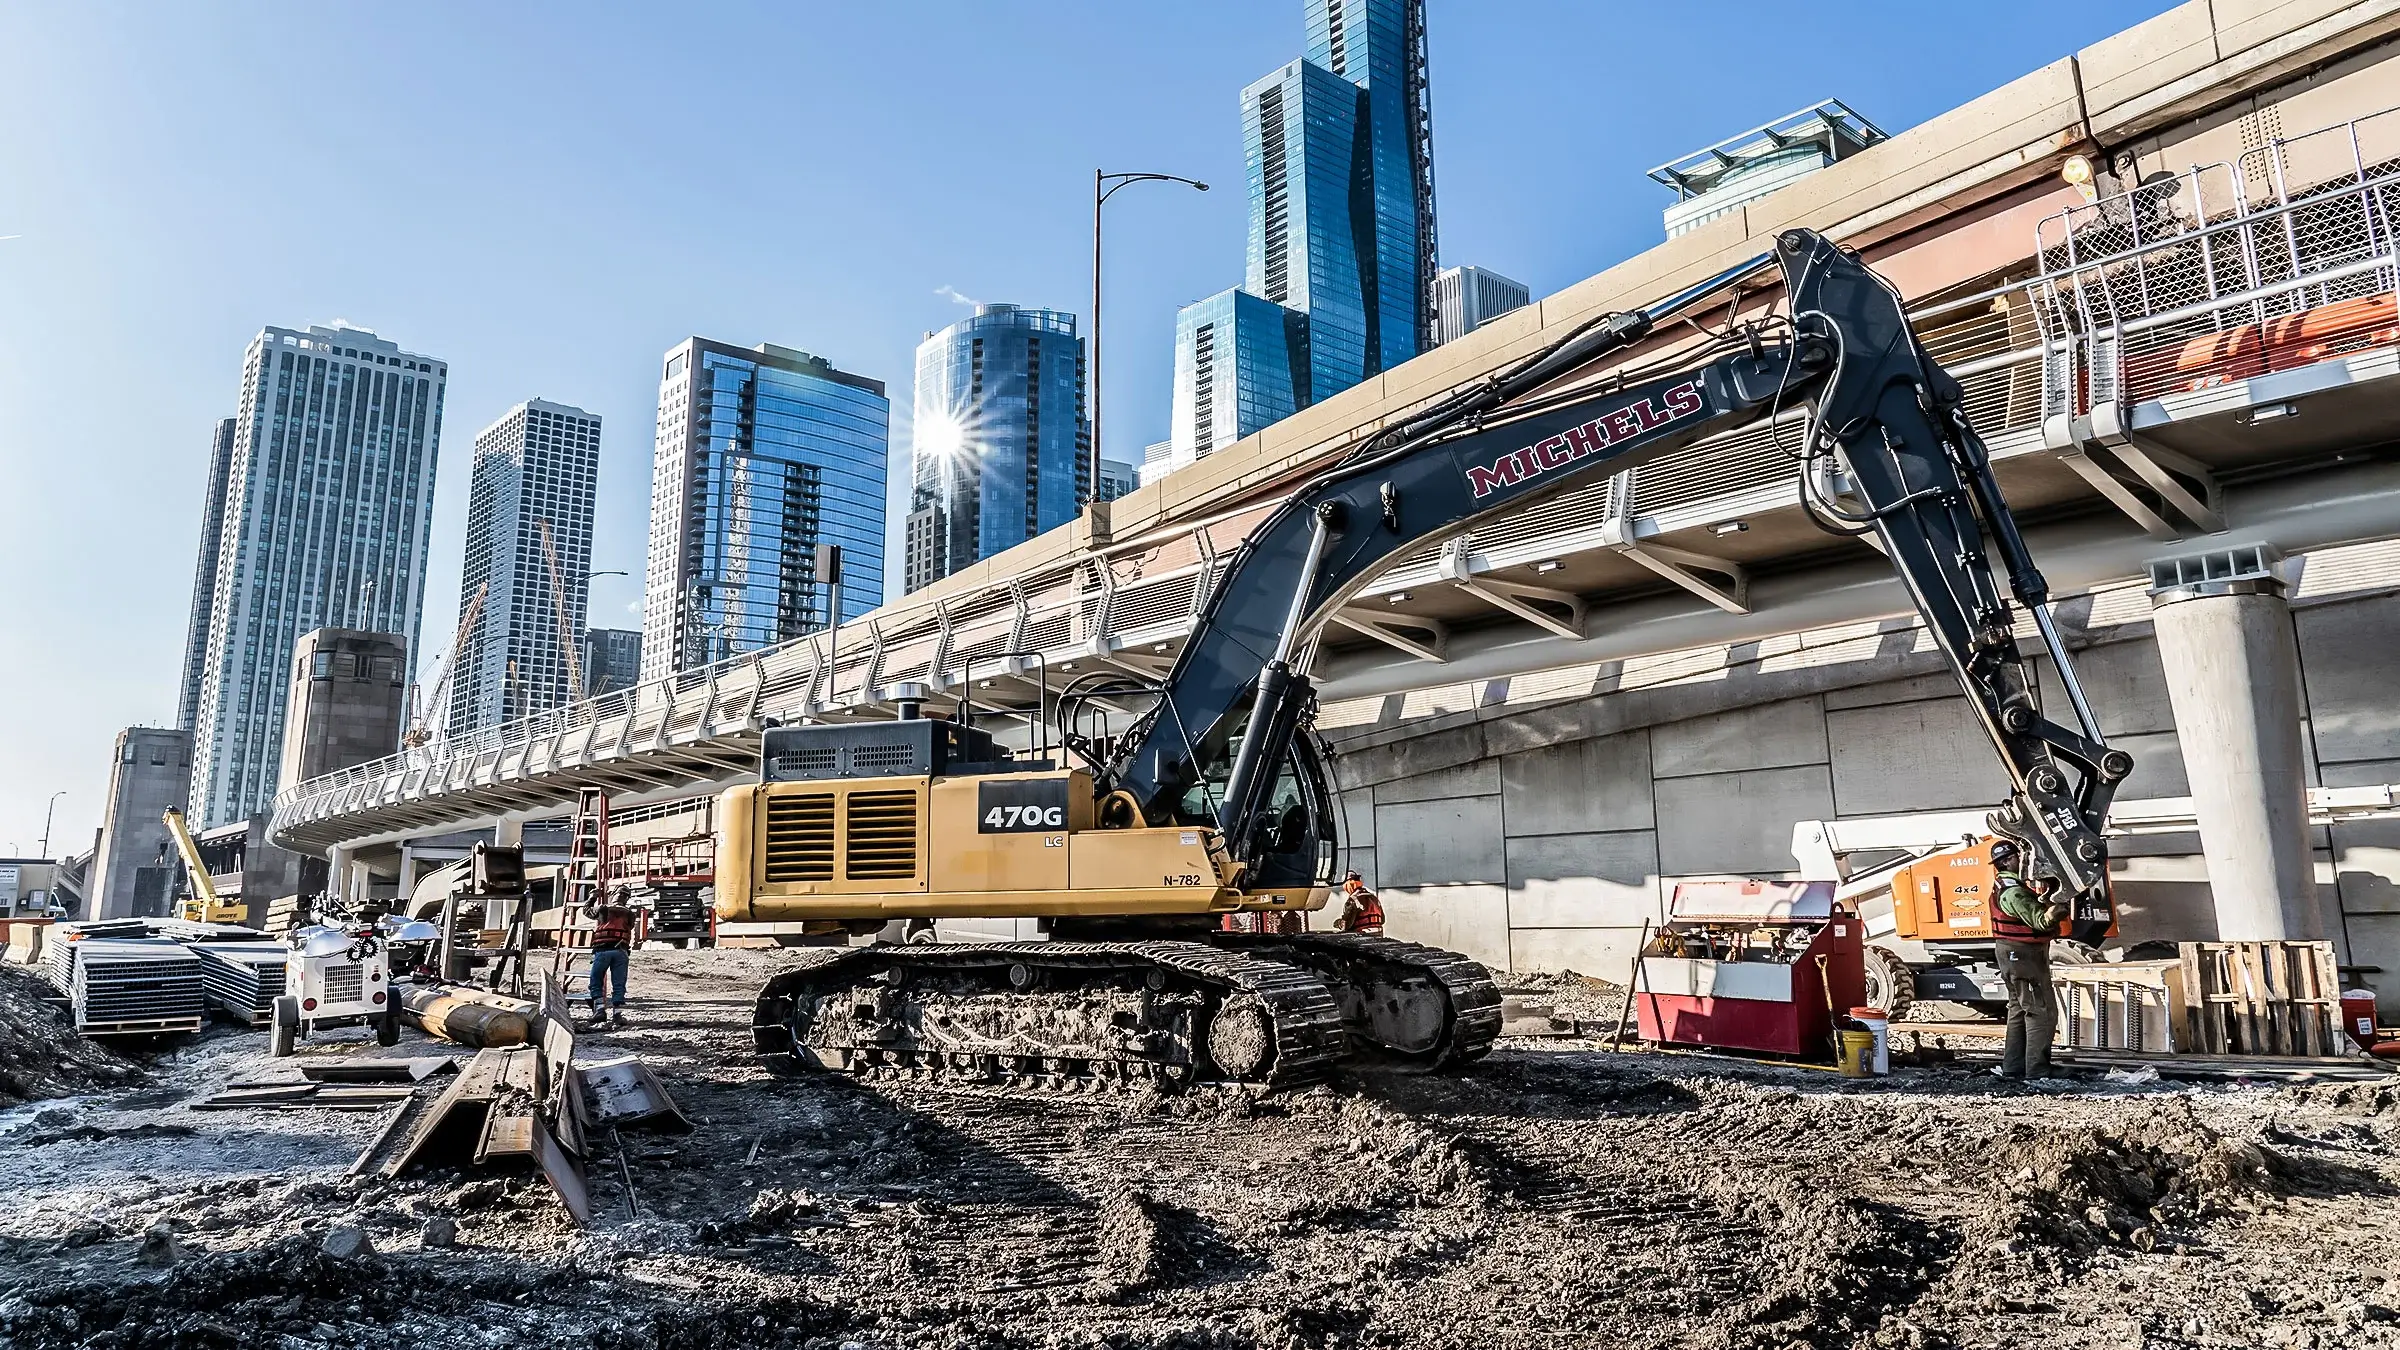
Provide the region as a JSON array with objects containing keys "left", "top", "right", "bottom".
[
  {"left": 177, "top": 417, "right": 238, "bottom": 735},
  {"left": 450, "top": 400, "right": 602, "bottom": 732},
  {"left": 1433, "top": 265, "right": 1532, "bottom": 344},
  {"left": 187, "top": 325, "right": 446, "bottom": 827}
]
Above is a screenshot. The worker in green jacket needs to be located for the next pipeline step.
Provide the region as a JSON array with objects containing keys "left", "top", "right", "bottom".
[{"left": 1987, "top": 839, "right": 2065, "bottom": 1081}]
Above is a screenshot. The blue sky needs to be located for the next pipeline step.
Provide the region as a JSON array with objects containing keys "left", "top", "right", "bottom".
[{"left": 0, "top": 0, "right": 2173, "bottom": 855}]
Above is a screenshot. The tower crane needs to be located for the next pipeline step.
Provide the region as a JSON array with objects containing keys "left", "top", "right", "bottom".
[
  {"left": 537, "top": 517, "right": 586, "bottom": 705},
  {"left": 403, "top": 582, "right": 487, "bottom": 749}
]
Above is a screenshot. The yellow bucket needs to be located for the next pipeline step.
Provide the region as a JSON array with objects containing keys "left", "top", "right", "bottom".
[{"left": 1836, "top": 1028, "right": 1878, "bottom": 1078}]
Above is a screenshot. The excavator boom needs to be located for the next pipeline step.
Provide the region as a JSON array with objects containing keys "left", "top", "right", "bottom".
[
  {"left": 162, "top": 807, "right": 237, "bottom": 924},
  {"left": 1101, "top": 229, "right": 2126, "bottom": 933}
]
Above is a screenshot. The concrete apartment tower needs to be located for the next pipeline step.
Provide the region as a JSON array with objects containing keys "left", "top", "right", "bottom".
[
  {"left": 1095, "top": 457, "right": 1139, "bottom": 503},
  {"left": 902, "top": 305, "right": 1089, "bottom": 593},
  {"left": 177, "top": 418, "right": 238, "bottom": 734},
  {"left": 187, "top": 325, "right": 445, "bottom": 826},
  {"left": 89, "top": 727, "right": 194, "bottom": 919},
  {"left": 1432, "top": 265, "right": 1531, "bottom": 345},
  {"left": 1159, "top": 0, "right": 1437, "bottom": 481},
  {"left": 450, "top": 400, "right": 602, "bottom": 731},
  {"left": 280, "top": 628, "right": 410, "bottom": 792},
  {"left": 639, "top": 339, "right": 889, "bottom": 679}
]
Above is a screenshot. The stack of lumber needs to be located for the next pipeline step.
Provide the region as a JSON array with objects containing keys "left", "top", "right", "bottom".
[{"left": 261, "top": 895, "right": 309, "bottom": 935}]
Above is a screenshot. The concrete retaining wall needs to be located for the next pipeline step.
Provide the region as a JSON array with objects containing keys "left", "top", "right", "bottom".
[{"left": 1325, "top": 544, "right": 2400, "bottom": 996}]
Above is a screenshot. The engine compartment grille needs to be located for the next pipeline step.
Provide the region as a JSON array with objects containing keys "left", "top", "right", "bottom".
[
  {"left": 845, "top": 790, "right": 920, "bottom": 880},
  {"left": 321, "top": 964, "right": 365, "bottom": 1005},
  {"left": 763, "top": 792, "right": 837, "bottom": 882}
]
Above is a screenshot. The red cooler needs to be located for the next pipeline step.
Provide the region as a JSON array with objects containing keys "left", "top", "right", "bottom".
[{"left": 2342, "top": 989, "right": 2379, "bottom": 1049}]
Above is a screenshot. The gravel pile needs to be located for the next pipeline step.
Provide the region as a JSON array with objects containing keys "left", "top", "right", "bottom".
[{"left": 0, "top": 966, "right": 142, "bottom": 1106}]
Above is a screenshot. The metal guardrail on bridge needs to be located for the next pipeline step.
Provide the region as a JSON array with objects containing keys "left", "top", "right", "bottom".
[{"left": 274, "top": 110, "right": 2400, "bottom": 850}]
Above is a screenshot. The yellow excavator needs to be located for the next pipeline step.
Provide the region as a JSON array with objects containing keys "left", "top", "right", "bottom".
[
  {"left": 164, "top": 808, "right": 246, "bottom": 925},
  {"left": 717, "top": 230, "right": 2130, "bottom": 1091}
]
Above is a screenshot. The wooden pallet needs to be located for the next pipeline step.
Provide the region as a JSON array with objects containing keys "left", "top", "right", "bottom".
[{"left": 2180, "top": 940, "right": 2342, "bottom": 1056}]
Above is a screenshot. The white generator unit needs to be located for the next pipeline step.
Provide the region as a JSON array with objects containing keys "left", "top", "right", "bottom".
[{"left": 270, "top": 923, "right": 400, "bottom": 1056}]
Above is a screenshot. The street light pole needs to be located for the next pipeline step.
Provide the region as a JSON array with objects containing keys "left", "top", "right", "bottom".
[
  {"left": 575, "top": 570, "right": 629, "bottom": 698},
  {"left": 38, "top": 790, "right": 63, "bottom": 858},
  {"left": 1090, "top": 170, "right": 1208, "bottom": 502}
]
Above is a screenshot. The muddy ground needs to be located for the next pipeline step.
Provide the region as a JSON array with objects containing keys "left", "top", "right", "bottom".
[{"left": 2, "top": 950, "right": 2397, "bottom": 1350}]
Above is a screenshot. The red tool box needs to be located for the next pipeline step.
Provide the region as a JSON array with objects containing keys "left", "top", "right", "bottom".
[{"left": 1636, "top": 880, "right": 1865, "bottom": 1059}]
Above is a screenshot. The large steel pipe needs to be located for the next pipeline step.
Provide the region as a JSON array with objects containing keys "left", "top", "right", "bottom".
[{"left": 400, "top": 984, "right": 534, "bottom": 1048}]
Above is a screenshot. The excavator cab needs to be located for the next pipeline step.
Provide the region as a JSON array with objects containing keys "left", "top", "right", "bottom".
[{"left": 1165, "top": 727, "right": 1340, "bottom": 891}]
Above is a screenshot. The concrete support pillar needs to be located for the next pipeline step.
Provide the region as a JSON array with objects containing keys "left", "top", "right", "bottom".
[
  {"left": 348, "top": 859, "right": 373, "bottom": 907},
  {"left": 2150, "top": 552, "right": 2318, "bottom": 939},
  {"left": 326, "top": 844, "right": 351, "bottom": 903}
]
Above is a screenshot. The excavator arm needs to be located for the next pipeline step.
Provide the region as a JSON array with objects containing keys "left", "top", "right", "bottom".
[{"left": 1098, "top": 229, "right": 2131, "bottom": 939}]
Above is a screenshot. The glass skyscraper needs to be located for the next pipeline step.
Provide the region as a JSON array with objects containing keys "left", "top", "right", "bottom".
[
  {"left": 579, "top": 628, "right": 643, "bottom": 697},
  {"left": 451, "top": 399, "right": 602, "bottom": 731},
  {"left": 1243, "top": 59, "right": 1373, "bottom": 400},
  {"left": 639, "top": 340, "right": 889, "bottom": 680},
  {"left": 187, "top": 325, "right": 445, "bottom": 826},
  {"left": 902, "top": 305, "right": 1088, "bottom": 594},
  {"left": 1161, "top": 0, "right": 1438, "bottom": 480},
  {"left": 1168, "top": 289, "right": 1310, "bottom": 467},
  {"left": 1304, "top": 0, "right": 1437, "bottom": 363}
]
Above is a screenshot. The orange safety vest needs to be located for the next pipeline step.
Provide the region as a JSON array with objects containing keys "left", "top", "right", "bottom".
[
  {"left": 1988, "top": 873, "right": 2050, "bottom": 944},
  {"left": 591, "top": 905, "right": 636, "bottom": 950}
]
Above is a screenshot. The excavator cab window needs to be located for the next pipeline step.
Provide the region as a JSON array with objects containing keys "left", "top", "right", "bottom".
[
  {"left": 1251, "top": 742, "right": 1339, "bottom": 889},
  {"left": 1166, "top": 733, "right": 1337, "bottom": 889}
]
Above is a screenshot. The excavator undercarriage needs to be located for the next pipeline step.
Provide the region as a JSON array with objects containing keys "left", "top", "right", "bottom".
[{"left": 752, "top": 932, "right": 1498, "bottom": 1090}]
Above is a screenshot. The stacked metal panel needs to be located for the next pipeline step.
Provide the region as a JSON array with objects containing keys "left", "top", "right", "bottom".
[
  {"left": 193, "top": 941, "right": 290, "bottom": 1023},
  {"left": 67, "top": 938, "right": 206, "bottom": 1035},
  {"left": 41, "top": 933, "right": 78, "bottom": 994},
  {"left": 41, "top": 920, "right": 151, "bottom": 995}
]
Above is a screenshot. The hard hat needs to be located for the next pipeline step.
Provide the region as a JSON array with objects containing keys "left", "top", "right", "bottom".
[
  {"left": 1343, "top": 871, "right": 1363, "bottom": 883},
  {"left": 1988, "top": 839, "right": 2017, "bottom": 861}
]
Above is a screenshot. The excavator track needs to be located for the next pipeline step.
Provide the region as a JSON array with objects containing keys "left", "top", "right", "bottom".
[
  {"left": 1210, "top": 932, "right": 1503, "bottom": 1071},
  {"left": 752, "top": 940, "right": 1346, "bottom": 1092}
]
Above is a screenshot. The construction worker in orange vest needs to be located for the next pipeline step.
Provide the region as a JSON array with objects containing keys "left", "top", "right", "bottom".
[
  {"left": 1335, "top": 871, "right": 1385, "bottom": 936},
  {"left": 584, "top": 886, "right": 638, "bottom": 1026},
  {"left": 1987, "top": 840, "right": 2065, "bottom": 1081}
]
